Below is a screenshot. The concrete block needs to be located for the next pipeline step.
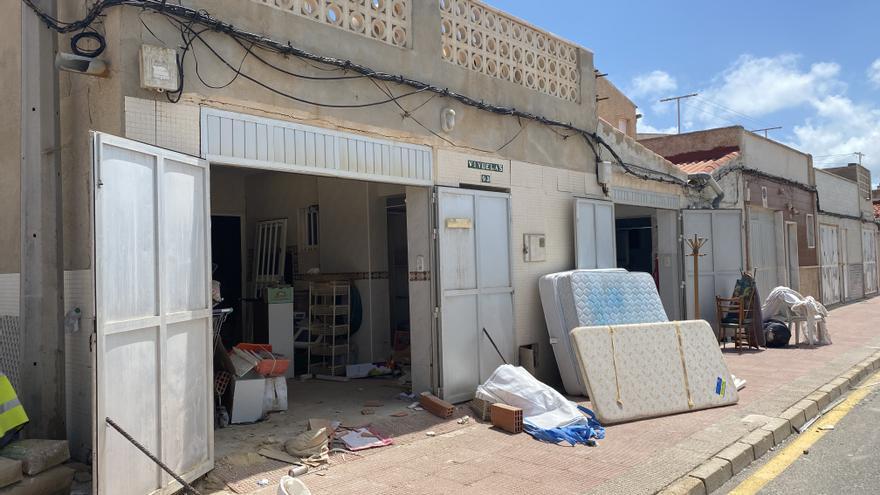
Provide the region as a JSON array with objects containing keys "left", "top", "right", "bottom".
[
  {"left": 714, "top": 442, "right": 755, "bottom": 475},
  {"left": 793, "top": 399, "right": 819, "bottom": 420},
  {"left": 806, "top": 390, "right": 831, "bottom": 410},
  {"left": 0, "top": 466, "right": 74, "bottom": 495},
  {"left": 761, "top": 417, "right": 792, "bottom": 445},
  {"left": 818, "top": 383, "right": 840, "bottom": 400},
  {"left": 741, "top": 428, "right": 774, "bottom": 459},
  {"left": 0, "top": 458, "right": 22, "bottom": 488},
  {"left": 658, "top": 475, "right": 707, "bottom": 495},
  {"left": 779, "top": 407, "right": 806, "bottom": 431},
  {"left": 0, "top": 440, "right": 69, "bottom": 476},
  {"left": 689, "top": 457, "right": 732, "bottom": 494}
]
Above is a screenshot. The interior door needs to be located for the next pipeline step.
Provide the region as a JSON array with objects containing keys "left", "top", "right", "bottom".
[
  {"left": 682, "top": 209, "right": 744, "bottom": 328},
  {"left": 747, "top": 208, "right": 779, "bottom": 299},
  {"left": 92, "top": 132, "right": 213, "bottom": 495},
  {"left": 436, "top": 187, "right": 514, "bottom": 403},
  {"left": 574, "top": 198, "right": 616, "bottom": 269},
  {"left": 819, "top": 224, "right": 841, "bottom": 305}
]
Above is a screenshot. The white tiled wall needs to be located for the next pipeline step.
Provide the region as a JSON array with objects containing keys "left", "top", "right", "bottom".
[{"left": 124, "top": 96, "right": 200, "bottom": 156}]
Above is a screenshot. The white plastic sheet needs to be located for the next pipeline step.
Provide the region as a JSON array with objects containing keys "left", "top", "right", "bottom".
[
  {"left": 762, "top": 287, "right": 831, "bottom": 345},
  {"left": 475, "top": 365, "right": 587, "bottom": 430}
]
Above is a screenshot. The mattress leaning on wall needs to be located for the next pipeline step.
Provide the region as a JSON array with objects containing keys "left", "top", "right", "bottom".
[{"left": 570, "top": 320, "right": 738, "bottom": 424}]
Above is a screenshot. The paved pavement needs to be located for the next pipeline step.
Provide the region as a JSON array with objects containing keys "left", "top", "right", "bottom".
[
  {"left": 262, "top": 296, "right": 880, "bottom": 495},
  {"left": 718, "top": 380, "right": 880, "bottom": 495}
]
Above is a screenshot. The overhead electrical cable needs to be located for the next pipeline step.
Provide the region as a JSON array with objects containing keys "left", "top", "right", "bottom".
[{"left": 22, "top": 0, "right": 696, "bottom": 189}]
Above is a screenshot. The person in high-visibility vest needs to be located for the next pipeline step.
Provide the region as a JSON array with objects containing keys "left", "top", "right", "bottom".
[{"left": 0, "top": 373, "right": 28, "bottom": 448}]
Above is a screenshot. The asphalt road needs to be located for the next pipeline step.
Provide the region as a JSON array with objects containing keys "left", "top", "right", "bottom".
[{"left": 718, "top": 384, "right": 880, "bottom": 494}]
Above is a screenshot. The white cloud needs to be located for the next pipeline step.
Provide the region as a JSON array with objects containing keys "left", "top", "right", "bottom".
[
  {"left": 637, "top": 121, "right": 677, "bottom": 136},
  {"left": 790, "top": 95, "right": 880, "bottom": 181},
  {"left": 691, "top": 54, "right": 842, "bottom": 125},
  {"left": 868, "top": 58, "right": 880, "bottom": 88},
  {"left": 628, "top": 70, "right": 677, "bottom": 99}
]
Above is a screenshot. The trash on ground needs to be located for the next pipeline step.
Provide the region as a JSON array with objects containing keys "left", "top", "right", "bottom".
[
  {"left": 390, "top": 411, "right": 408, "bottom": 417},
  {"left": 360, "top": 409, "right": 375, "bottom": 415},
  {"left": 476, "top": 364, "right": 604, "bottom": 446},
  {"left": 363, "top": 400, "right": 384, "bottom": 408},
  {"left": 425, "top": 431, "right": 436, "bottom": 437},
  {"left": 257, "top": 478, "right": 270, "bottom": 486},
  {"left": 732, "top": 374, "right": 747, "bottom": 391},
  {"left": 818, "top": 424, "right": 835, "bottom": 430},
  {"left": 419, "top": 392, "right": 455, "bottom": 418},
  {"left": 258, "top": 447, "right": 303, "bottom": 465},
  {"left": 397, "top": 392, "right": 416, "bottom": 401},
  {"left": 288, "top": 465, "right": 309, "bottom": 477},
  {"left": 337, "top": 427, "right": 393, "bottom": 451},
  {"left": 284, "top": 428, "right": 330, "bottom": 466},
  {"left": 278, "top": 475, "right": 312, "bottom": 495},
  {"left": 490, "top": 404, "right": 523, "bottom": 434},
  {"left": 457, "top": 415, "right": 471, "bottom": 425}
]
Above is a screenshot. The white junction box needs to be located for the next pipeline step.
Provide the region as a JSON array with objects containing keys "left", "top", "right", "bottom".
[
  {"left": 523, "top": 233, "right": 547, "bottom": 262},
  {"left": 139, "top": 44, "right": 179, "bottom": 92}
]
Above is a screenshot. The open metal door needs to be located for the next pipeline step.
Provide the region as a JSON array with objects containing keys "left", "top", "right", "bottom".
[
  {"left": 682, "top": 209, "right": 744, "bottom": 328},
  {"left": 574, "top": 198, "right": 615, "bottom": 269},
  {"left": 435, "top": 187, "right": 514, "bottom": 403},
  {"left": 92, "top": 133, "right": 213, "bottom": 495}
]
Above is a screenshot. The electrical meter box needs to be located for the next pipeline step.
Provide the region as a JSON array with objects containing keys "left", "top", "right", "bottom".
[
  {"left": 139, "top": 44, "right": 179, "bottom": 92},
  {"left": 523, "top": 233, "right": 546, "bottom": 262}
]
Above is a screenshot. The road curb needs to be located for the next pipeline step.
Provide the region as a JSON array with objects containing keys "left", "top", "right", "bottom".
[{"left": 657, "top": 350, "right": 880, "bottom": 494}]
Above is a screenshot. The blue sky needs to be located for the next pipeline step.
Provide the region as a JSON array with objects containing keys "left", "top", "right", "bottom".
[{"left": 489, "top": 0, "right": 880, "bottom": 181}]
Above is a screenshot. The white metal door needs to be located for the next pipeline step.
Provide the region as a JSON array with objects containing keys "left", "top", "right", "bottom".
[
  {"left": 436, "top": 187, "right": 514, "bottom": 403},
  {"left": 841, "top": 228, "right": 849, "bottom": 300},
  {"left": 682, "top": 209, "right": 744, "bottom": 328},
  {"left": 574, "top": 198, "right": 616, "bottom": 269},
  {"left": 863, "top": 229, "right": 878, "bottom": 295},
  {"left": 819, "top": 224, "right": 840, "bottom": 305},
  {"left": 747, "top": 208, "right": 779, "bottom": 299},
  {"left": 93, "top": 133, "right": 213, "bottom": 495}
]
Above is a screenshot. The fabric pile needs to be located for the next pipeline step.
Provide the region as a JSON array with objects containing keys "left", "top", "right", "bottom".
[
  {"left": 476, "top": 365, "right": 605, "bottom": 446},
  {"left": 762, "top": 287, "right": 831, "bottom": 345}
]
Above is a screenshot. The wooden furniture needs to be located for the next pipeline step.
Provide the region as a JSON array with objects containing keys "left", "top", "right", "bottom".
[{"left": 715, "top": 296, "right": 752, "bottom": 353}]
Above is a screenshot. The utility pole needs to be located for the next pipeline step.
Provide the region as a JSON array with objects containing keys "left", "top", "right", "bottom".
[
  {"left": 854, "top": 151, "right": 865, "bottom": 166},
  {"left": 750, "top": 126, "right": 783, "bottom": 138},
  {"left": 21, "top": 0, "right": 65, "bottom": 439},
  {"left": 659, "top": 93, "right": 698, "bottom": 134}
]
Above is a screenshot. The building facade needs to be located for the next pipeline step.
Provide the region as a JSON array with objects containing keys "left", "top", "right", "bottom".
[{"left": 640, "top": 127, "right": 821, "bottom": 302}]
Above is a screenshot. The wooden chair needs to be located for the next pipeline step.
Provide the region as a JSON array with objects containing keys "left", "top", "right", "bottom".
[{"left": 715, "top": 296, "right": 752, "bottom": 353}]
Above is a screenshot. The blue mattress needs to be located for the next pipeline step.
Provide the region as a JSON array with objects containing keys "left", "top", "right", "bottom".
[{"left": 539, "top": 270, "right": 668, "bottom": 396}]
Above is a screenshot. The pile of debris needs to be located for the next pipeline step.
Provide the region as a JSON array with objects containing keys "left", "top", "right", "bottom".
[{"left": 0, "top": 439, "right": 82, "bottom": 495}]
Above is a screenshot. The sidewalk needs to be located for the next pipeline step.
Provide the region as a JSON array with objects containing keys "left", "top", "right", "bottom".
[{"left": 278, "top": 297, "right": 880, "bottom": 495}]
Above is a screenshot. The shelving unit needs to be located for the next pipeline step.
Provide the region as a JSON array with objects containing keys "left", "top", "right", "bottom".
[{"left": 306, "top": 281, "right": 351, "bottom": 379}]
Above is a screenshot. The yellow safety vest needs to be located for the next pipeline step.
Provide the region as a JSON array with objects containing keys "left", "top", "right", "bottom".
[{"left": 0, "top": 374, "right": 28, "bottom": 437}]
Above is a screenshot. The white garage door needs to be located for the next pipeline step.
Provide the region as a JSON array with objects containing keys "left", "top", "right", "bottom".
[
  {"left": 436, "top": 187, "right": 514, "bottom": 403},
  {"left": 748, "top": 208, "right": 780, "bottom": 300},
  {"left": 92, "top": 133, "right": 213, "bottom": 495},
  {"left": 574, "top": 198, "right": 616, "bottom": 269},
  {"left": 819, "top": 224, "right": 841, "bottom": 305},
  {"left": 682, "top": 209, "right": 744, "bottom": 328},
  {"left": 863, "top": 229, "right": 878, "bottom": 295}
]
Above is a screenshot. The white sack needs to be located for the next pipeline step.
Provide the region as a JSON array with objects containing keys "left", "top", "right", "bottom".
[
  {"left": 762, "top": 286, "right": 831, "bottom": 345},
  {"left": 475, "top": 364, "right": 586, "bottom": 430}
]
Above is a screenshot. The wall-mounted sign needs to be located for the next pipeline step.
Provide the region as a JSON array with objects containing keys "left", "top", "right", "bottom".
[
  {"left": 468, "top": 160, "right": 504, "bottom": 173},
  {"left": 445, "top": 217, "right": 473, "bottom": 229}
]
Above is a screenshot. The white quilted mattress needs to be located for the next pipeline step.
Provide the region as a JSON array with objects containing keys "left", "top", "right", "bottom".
[
  {"left": 538, "top": 270, "right": 667, "bottom": 396},
  {"left": 569, "top": 320, "right": 738, "bottom": 424}
]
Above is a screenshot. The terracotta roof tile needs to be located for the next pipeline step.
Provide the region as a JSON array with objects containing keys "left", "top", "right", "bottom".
[{"left": 664, "top": 146, "right": 741, "bottom": 175}]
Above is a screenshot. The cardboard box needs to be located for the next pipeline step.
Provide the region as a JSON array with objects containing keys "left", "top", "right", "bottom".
[{"left": 264, "top": 286, "right": 294, "bottom": 304}]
